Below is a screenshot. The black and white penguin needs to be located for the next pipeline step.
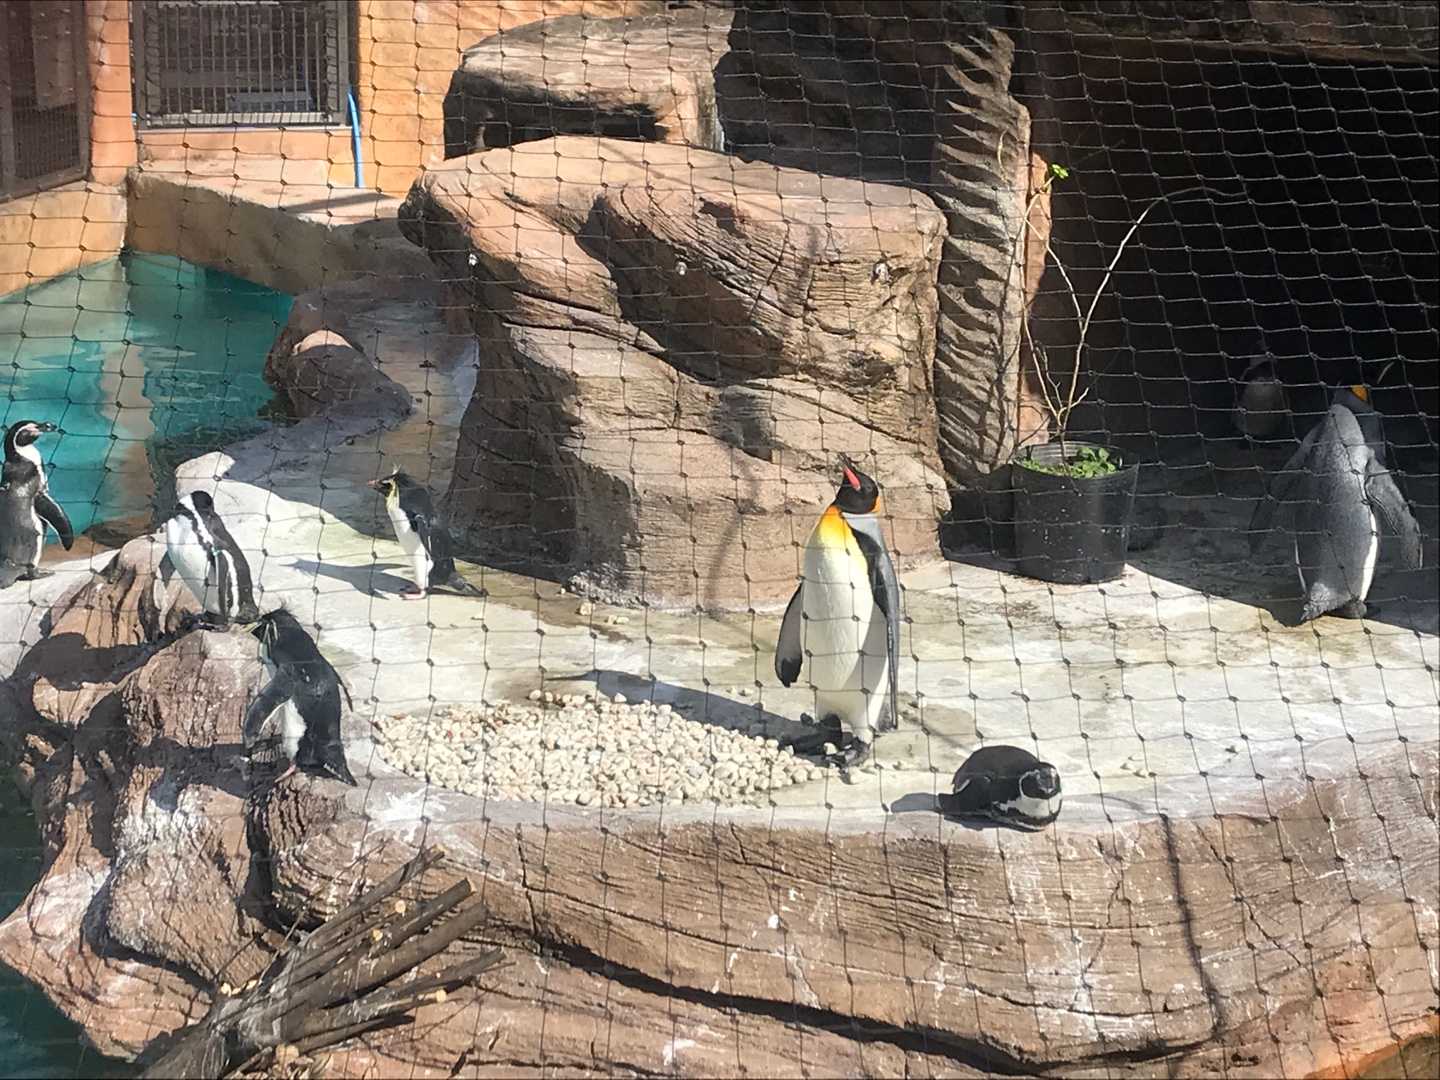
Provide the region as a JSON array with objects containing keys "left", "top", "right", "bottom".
[
  {"left": 244, "top": 607, "right": 357, "bottom": 787},
  {"left": 938, "top": 745, "right": 1062, "bottom": 831},
  {"left": 1232, "top": 356, "right": 1287, "bottom": 442},
  {"left": 774, "top": 458, "right": 900, "bottom": 770},
  {"left": 0, "top": 419, "right": 73, "bottom": 588},
  {"left": 368, "top": 469, "right": 484, "bottom": 601},
  {"left": 1249, "top": 402, "right": 1421, "bottom": 623},
  {"left": 157, "top": 489, "right": 260, "bottom": 629}
]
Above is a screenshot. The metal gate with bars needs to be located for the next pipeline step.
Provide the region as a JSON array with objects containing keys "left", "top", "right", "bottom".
[
  {"left": 0, "top": 0, "right": 89, "bottom": 199},
  {"left": 131, "top": 0, "right": 352, "bottom": 128}
]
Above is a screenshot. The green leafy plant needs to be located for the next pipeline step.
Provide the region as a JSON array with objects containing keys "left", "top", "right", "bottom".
[{"left": 1016, "top": 444, "right": 1119, "bottom": 478}]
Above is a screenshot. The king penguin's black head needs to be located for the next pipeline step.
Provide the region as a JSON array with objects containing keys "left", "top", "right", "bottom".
[
  {"left": 5, "top": 419, "right": 57, "bottom": 453},
  {"left": 1019, "top": 763, "right": 1062, "bottom": 801},
  {"left": 833, "top": 457, "right": 881, "bottom": 515}
]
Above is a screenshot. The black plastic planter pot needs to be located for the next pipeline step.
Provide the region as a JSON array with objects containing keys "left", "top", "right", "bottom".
[{"left": 1010, "top": 441, "right": 1139, "bottom": 585}]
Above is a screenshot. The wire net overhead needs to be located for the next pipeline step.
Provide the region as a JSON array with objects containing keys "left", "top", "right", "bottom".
[{"left": 0, "top": 2, "right": 1435, "bottom": 1078}]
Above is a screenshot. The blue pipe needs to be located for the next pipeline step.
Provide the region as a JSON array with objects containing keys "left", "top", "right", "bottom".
[{"left": 347, "top": 89, "right": 364, "bottom": 188}]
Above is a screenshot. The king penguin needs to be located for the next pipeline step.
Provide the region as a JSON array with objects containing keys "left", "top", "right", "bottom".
[
  {"left": 1232, "top": 356, "right": 1287, "bottom": 442},
  {"left": 368, "top": 469, "right": 484, "bottom": 600},
  {"left": 1249, "top": 400, "right": 1421, "bottom": 623},
  {"left": 157, "top": 489, "right": 260, "bottom": 630},
  {"left": 245, "top": 607, "right": 357, "bottom": 787},
  {"left": 0, "top": 419, "right": 72, "bottom": 588},
  {"left": 774, "top": 458, "right": 901, "bottom": 770},
  {"left": 938, "top": 745, "right": 1062, "bottom": 831}
]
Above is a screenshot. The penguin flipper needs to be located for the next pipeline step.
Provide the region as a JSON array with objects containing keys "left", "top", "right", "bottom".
[
  {"left": 774, "top": 584, "right": 804, "bottom": 687},
  {"left": 847, "top": 517, "right": 902, "bottom": 731},
  {"left": 35, "top": 492, "right": 73, "bottom": 551},
  {"left": 1248, "top": 419, "right": 1325, "bottom": 552},
  {"left": 243, "top": 677, "right": 292, "bottom": 747},
  {"left": 1364, "top": 459, "right": 1423, "bottom": 570}
]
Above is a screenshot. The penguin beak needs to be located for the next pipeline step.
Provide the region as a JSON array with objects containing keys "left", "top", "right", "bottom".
[
  {"left": 367, "top": 478, "right": 383, "bottom": 491},
  {"left": 37, "top": 421, "right": 59, "bottom": 434},
  {"left": 1351, "top": 385, "right": 1369, "bottom": 403},
  {"left": 838, "top": 456, "right": 862, "bottom": 491}
]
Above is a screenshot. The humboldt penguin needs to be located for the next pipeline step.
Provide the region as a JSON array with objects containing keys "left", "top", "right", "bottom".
[
  {"left": 774, "top": 458, "right": 901, "bottom": 770},
  {"left": 1232, "top": 356, "right": 1287, "bottom": 442},
  {"left": 1249, "top": 402, "right": 1421, "bottom": 622},
  {"left": 368, "top": 469, "right": 484, "bottom": 600},
  {"left": 157, "top": 489, "right": 260, "bottom": 629},
  {"left": 245, "top": 607, "right": 357, "bottom": 786},
  {"left": 0, "top": 419, "right": 72, "bottom": 588},
  {"left": 938, "top": 745, "right": 1062, "bottom": 831}
]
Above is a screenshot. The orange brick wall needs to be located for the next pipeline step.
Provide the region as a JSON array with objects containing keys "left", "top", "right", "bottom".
[
  {"left": 87, "top": 0, "right": 139, "bottom": 183},
  {"left": 356, "top": 0, "right": 660, "bottom": 194}
]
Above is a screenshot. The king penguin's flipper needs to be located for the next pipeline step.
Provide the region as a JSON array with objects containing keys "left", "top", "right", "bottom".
[
  {"left": 847, "top": 517, "right": 901, "bottom": 732},
  {"left": 1248, "top": 419, "right": 1325, "bottom": 553},
  {"left": 243, "top": 677, "right": 290, "bottom": 746},
  {"left": 1364, "top": 458, "right": 1423, "bottom": 570},
  {"left": 774, "top": 584, "right": 804, "bottom": 687},
  {"left": 35, "top": 492, "right": 73, "bottom": 550}
]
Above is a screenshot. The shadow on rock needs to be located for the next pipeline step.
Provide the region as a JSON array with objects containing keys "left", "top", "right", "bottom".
[
  {"left": 570, "top": 668, "right": 817, "bottom": 749},
  {"left": 287, "top": 557, "right": 412, "bottom": 599}
]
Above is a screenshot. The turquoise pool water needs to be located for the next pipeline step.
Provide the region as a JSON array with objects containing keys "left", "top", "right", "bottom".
[
  {"left": 1, "top": 253, "right": 291, "bottom": 1075},
  {"left": 0, "top": 251, "right": 292, "bottom": 537}
]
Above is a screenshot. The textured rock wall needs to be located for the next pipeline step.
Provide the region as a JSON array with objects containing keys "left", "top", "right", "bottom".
[
  {"left": 1, "top": 556, "right": 1434, "bottom": 1075},
  {"left": 400, "top": 136, "right": 951, "bottom": 609}
]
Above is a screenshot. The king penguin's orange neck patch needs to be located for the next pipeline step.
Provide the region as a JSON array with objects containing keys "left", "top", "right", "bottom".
[{"left": 817, "top": 504, "right": 852, "bottom": 546}]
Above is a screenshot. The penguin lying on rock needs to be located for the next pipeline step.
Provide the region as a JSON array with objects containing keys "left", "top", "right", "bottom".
[
  {"left": 0, "top": 419, "right": 72, "bottom": 588},
  {"left": 1249, "top": 395, "right": 1422, "bottom": 623},
  {"left": 245, "top": 607, "right": 357, "bottom": 787},
  {"left": 938, "top": 746, "right": 1062, "bottom": 831},
  {"left": 368, "top": 469, "right": 485, "bottom": 601},
  {"left": 774, "top": 458, "right": 900, "bottom": 771},
  {"left": 157, "top": 489, "right": 260, "bottom": 630}
]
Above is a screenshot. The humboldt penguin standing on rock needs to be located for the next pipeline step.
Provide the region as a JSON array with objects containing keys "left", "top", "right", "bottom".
[
  {"left": 0, "top": 419, "right": 73, "bottom": 588},
  {"left": 1249, "top": 396, "right": 1422, "bottom": 623},
  {"left": 157, "top": 489, "right": 260, "bottom": 630},
  {"left": 774, "top": 458, "right": 900, "bottom": 770},
  {"left": 245, "top": 607, "right": 357, "bottom": 787},
  {"left": 369, "top": 469, "right": 484, "bottom": 601}
]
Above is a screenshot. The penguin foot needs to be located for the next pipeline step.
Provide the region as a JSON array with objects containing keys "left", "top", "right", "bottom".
[
  {"left": 826, "top": 738, "right": 872, "bottom": 772},
  {"left": 1336, "top": 599, "right": 1369, "bottom": 620},
  {"left": 785, "top": 714, "right": 844, "bottom": 756},
  {"left": 19, "top": 567, "right": 54, "bottom": 581},
  {"left": 401, "top": 588, "right": 428, "bottom": 602}
]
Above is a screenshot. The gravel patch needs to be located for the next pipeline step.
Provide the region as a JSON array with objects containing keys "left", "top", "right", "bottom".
[{"left": 373, "top": 692, "right": 830, "bottom": 808}]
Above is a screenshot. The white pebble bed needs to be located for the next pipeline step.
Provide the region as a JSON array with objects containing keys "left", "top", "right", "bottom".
[{"left": 372, "top": 691, "right": 831, "bottom": 808}]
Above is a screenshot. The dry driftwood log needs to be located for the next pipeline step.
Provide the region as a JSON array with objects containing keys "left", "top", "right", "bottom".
[{"left": 138, "top": 846, "right": 502, "bottom": 1080}]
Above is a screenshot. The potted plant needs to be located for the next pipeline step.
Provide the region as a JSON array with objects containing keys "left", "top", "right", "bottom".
[{"left": 1005, "top": 168, "right": 1230, "bottom": 584}]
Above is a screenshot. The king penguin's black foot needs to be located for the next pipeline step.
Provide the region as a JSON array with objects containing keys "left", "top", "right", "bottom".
[
  {"left": 1336, "top": 598, "right": 1370, "bottom": 620},
  {"left": 784, "top": 714, "right": 844, "bottom": 756}
]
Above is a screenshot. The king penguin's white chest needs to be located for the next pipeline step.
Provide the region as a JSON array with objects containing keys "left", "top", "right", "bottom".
[{"left": 800, "top": 509, "right": 878, "bottom": 690}]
